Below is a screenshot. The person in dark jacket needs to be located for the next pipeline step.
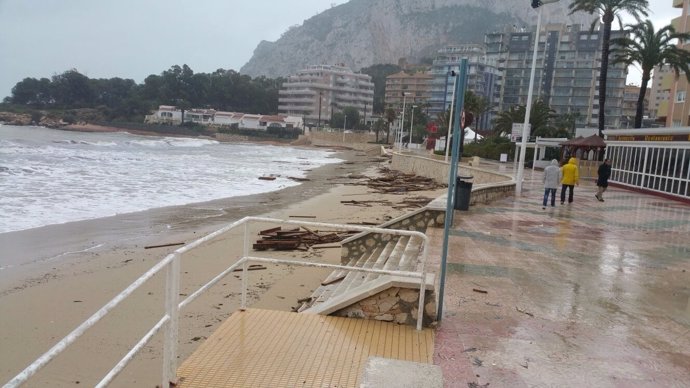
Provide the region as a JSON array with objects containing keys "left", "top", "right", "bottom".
[{"left": 595, "top": 159, "right": 611, "bottom": 202}]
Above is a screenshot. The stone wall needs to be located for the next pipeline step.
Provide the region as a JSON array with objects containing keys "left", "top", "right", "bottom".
[
  {"left": 214, "top": 133, "right": 249, "bottom": 142},
  {"left": 333, "top": 287, "right": 436, "bottom": 327},
  {"left": 390, "top": 152, "right": 513, "bottom": 185},
  {"left": 341, "top": 208, "right": 444, "bottom": 264}
]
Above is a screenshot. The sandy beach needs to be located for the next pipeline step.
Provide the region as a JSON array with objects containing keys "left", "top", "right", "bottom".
[{"left": 0, "top": 146, "right": 447, "bottom": 387}]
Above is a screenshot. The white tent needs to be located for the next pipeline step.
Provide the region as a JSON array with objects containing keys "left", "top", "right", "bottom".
[{"left": 464, "top": 127, "right": 483, "bottom": 143}]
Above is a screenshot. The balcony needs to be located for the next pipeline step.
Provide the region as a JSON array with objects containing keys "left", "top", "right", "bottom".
[
  {"left": 671, "top": 15, "right": 690, "bottom": 32},
  {"left": 673, "top": 0, "right": 684, "bottom": 8}
]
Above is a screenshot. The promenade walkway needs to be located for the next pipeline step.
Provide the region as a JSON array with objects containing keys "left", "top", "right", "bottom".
[{"left": 430, "top": 167, "right": 690, "bottom": 387}]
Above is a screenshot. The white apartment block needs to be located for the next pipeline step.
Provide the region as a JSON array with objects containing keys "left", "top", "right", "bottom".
[
  {"left": 146, "top": 106, "right": 302, "bottom": 130},
  {"left": 278, "top": 64, "right": 374, "bottom": 127}
]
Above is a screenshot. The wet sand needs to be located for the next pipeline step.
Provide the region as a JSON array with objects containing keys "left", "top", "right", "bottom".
[{"left": 0, "top": 149, "right": 446, "bottom": 387}]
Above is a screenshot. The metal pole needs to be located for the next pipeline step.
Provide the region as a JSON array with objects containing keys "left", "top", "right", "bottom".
[
  {"left": 162, "top": 254, "right": 180, "bottom": 388},
  {"left": 343, "top": 115, "right": 346, "bottom": 142},
  {"left": 444, "top": 73, "right": 457, "bottom": 163},
  {"left": 516, "top": 5, "right": 542, "bottom": 195},
  {"left": 317, "top": 91, "right": 322, "bottom": 130},
  {"left": 438, "top": 59, "right": 468, "bottom": 322},
  {"left": 409, "top": 106, "right": 416, "bottom": 147},
  {"left": 399, "top": 94, "right": 407, "bottom": 152}
]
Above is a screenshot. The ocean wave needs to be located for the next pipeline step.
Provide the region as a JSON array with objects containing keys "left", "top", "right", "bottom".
[{"left": 127, "top": 137, "right": 219, "bottom": 148}]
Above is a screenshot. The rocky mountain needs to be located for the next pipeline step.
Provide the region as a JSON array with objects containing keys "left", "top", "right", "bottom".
[{"left": 240, "top": 0, "right": 592, "bottom": 77}]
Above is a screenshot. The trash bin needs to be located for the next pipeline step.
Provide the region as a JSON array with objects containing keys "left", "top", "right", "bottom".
[{"left": 454, "top": 176, "right": 473, "bottom": 211}]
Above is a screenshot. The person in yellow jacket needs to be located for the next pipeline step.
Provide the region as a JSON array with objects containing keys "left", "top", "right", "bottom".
[{"left": 560, "top": 157, "right": 579, "bottom": 204}]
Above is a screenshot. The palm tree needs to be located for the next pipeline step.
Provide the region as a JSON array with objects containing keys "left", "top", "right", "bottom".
[
  {"left": 493, "top": 100, "right": 555, "bottom": 138},
  {"left": 611, "top": 20, "right": 690, "bottom": 128},
  {"left": 569, "top": 0, "right": 649, "bottom": 135}
]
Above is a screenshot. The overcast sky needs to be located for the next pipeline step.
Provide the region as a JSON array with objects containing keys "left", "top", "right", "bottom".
[{"left": 0, "top": 0, "right": 682, "bottom": 99}]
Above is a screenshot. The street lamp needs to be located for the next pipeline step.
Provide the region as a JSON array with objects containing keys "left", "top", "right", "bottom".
[
  {"left": 408, "top": 105, "right": 417, "bottom": 147},
  {"left": 516, "top": 0, "right": 560, "bottom": 196},
  {"left": 398, "top": 92, "right": 411, "bottom": 152}
]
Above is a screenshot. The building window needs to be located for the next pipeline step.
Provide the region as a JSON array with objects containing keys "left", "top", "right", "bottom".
[{"left": 676, "top": 91, "right": 686, "bottom": 103}]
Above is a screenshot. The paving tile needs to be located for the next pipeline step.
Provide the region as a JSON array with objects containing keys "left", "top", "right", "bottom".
[{"left": 432, "top": 166, "right": 690, "bottom": 387}]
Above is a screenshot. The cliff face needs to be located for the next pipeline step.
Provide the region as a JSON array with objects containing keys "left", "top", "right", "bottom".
[{"left": 240, "top": 0, "right": 591, "bottom": 77}]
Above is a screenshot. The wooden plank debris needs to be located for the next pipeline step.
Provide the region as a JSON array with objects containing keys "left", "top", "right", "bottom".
[
  {"left": 144, "top": 242, "right": 185, "bottom": 249},
  {"left": 253, "top": 226, "right": 357, "bottom": 251},
  {"left": 231, "top": 264, "right": 267, "bottom": 272}
]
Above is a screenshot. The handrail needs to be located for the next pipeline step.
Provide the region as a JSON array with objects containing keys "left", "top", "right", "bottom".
[{"left": 3, "top": 216, "right": 428, "bottom": 388}]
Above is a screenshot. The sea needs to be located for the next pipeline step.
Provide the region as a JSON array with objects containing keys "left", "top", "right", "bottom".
[{"left": 0, "top": 125, "right": 342, "bottom": 235}]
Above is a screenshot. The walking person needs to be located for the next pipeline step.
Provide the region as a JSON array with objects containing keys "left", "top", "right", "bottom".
[
  {"left": 560, "top": 157, "right": 579, "bottom": 205},
  {"left": 542, "top": 159, "right": 561, "bottom": 209},
  {"left": 595, "top": 159, "right": 611, "bottom": 202}
]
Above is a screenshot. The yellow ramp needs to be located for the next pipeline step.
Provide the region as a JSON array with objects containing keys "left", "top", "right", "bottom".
[{"left": 177, "top": 308, "right": 435, "bottom": 388}]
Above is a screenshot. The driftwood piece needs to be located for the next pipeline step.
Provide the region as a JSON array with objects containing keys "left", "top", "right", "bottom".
[{"left": 253, "top": 226, "right": 356, "bottom": 251}]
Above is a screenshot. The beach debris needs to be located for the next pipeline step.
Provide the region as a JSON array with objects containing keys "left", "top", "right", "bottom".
[
  {"left": 468, "top": 383, "right": 490, "bottom": 388},
  {"left": 341, "top": 199, "right": 393, "bottom": 207},
  {"left": 472, "top": 357, "right": 484, "bottom": 366},
  {"left": 289, "top": 215, "right": 317, "bottom": 218},
  {"left": 472, "top": 288, "right": 488, "bottom": 294},
  {"left": 232, "top": 264, "right": 267, "bottom": 272},
  {"left": 462, "top": 347, "right": 478, "bottom": 353},
  {"left": 258, "top": 176, "right": 277, "bottom": 181},
  {"left": 288, "top": 176, "right": 310, "bottom": 182},
  {"left": 347, "top": 167, "right": 446, "bottom": 194},
  {"left": 393, "top": 196, "right": 433, "bottom": 209},
  {"left": 516, "top": 306, "right": 535, "bottom": 317},
  {"left": 253, "top": 226, "right": 356, "bottom": 251},
  {"left": 144, "top": 242, "right": 185, "bottom": 249}
]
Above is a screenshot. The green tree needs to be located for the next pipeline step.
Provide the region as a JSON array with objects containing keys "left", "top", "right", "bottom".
[
  {"left": 360, "top": 64, "right": 402, "bottom": 113},
  {"left": 51, "top": 69, "right": 94, "bottom": 107},
  {"left": 385, "top": 107, "right": 397, "bottom": 143},
  {"left": 11, "top": 77, "right": 52, "bottom": 106},
  {"left": 569, "top": 0, "right": 649, "bottom": 136},
  {"left": 373, "top": 118, "right": 386, "bottom": 142},
  {"left": 611, "top": 20, "right": 690, "bottom": 128}
]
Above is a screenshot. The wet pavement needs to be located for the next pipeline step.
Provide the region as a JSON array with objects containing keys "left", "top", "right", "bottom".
[{"left": 429, "top": 168, "right": 690, "bottom": 387}]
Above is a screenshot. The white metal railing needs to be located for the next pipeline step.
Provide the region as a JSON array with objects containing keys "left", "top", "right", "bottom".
[{"left": 3, "top": 216, "right": 429, "bottom": 388}]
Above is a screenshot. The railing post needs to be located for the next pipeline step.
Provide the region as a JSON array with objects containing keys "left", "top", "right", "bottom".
[
  {"left": 162, "top": 254, "right": 180, "bottom": 388},
  {"left": 241, "top": 222, "right": 249, "bottom": 310},
  {"left": 416, "top": 238, "right": 429, "bottom": 331}
]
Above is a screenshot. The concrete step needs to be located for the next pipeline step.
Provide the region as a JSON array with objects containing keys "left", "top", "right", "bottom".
[
  {"left": 381, "top": 236, "right": 410, "bottom": 272},
  {"left": 345, "top": 237, "right": 408, "bottom": 293},
  {"left": 397, "top": 235, "right": 423, "bottom": 272},
  {"left": 360, "top": 357, "right": 443, "bottom": 388}
]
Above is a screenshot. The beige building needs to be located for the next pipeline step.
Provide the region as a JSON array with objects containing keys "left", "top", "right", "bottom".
[
  {"left": 656, "top": 0, "right": 690, "bottom": 127},
  {"left": 649, "top": 66, "right": 672, "bottom": 120},
  {"left": 622, "top": 84, "right": 650, "bottom": 128},
  {"left": 384, "top": 71, "right": 432, "bottom": 114},
  {"left": 278, "top": 64, "right": 374, "bottom": 128}
]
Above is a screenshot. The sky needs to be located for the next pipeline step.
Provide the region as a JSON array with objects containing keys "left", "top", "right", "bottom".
[{"left": 0, "top": 0, "right": 682, "bottom": 99}]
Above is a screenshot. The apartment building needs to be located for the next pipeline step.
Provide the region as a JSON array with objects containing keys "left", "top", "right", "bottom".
[
  {"left": 428, "top": 44, "right": 502, "bottom": 130},
  {"left": 384, "top": 71, "right": 432, "bottom": 114},
  {"left": 486, "top": 23, "right": 627, "bottom": 129},
  {"left": 621, "top": 84, "right": 650, "bottom": 128},
  {"left": 649, "top": 66, "right": 672, "bottom": 120},
  {"left": 278, "top": 65, "right": 374, "bottom": 128},
  {"left": 656, "top": 0, "right": 690, "bottom": 127}
]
